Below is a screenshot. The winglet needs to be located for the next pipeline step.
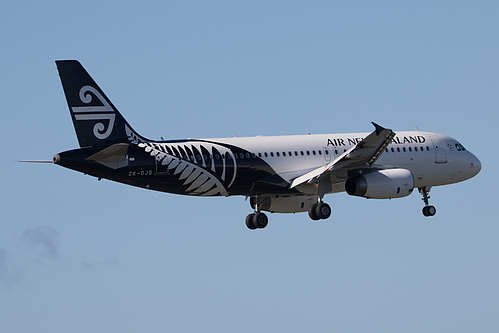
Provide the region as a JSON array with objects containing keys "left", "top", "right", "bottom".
[{"left": 371, "top": 122, "right": 385, "bottom": 136}]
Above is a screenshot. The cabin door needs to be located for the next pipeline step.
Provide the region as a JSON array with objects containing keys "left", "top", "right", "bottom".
[{"left": 430, "top": 136, "right": 447, "bottom": 164}]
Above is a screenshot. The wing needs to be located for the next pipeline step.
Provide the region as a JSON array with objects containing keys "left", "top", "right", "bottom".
[{"left": 290, "top": 122, "right": 395, "bottom": 188}]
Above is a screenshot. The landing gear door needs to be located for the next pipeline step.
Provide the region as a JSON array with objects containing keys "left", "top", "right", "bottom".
[{"left": 430, "top": 136, "right": 447, "bottom": 164}]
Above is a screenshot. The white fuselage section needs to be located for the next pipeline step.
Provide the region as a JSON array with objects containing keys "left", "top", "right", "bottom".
[{"left": 208, "top": 130, "right": 481, "bottom": 195}]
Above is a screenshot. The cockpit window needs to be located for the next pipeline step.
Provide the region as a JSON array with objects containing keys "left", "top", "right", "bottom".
[{"left": 455, "top": 143, "right": 467, "bottom": 151}]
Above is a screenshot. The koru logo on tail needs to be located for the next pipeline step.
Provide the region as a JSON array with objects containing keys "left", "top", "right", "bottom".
[{"left": 71, "top": 85, "right": 115, "bottom": 139}]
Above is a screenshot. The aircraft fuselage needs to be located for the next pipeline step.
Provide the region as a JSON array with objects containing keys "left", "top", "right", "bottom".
[
  {"left": 55, "top": 131, "right": 480, "bottom": 198},
  {"left": 50, "top": 60, "right": 481, "bottom": 229}
]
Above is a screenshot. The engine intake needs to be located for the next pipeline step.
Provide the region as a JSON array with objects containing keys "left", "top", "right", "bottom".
[{"left": 345, "top": 169, "right": 414, "bottom": 199}]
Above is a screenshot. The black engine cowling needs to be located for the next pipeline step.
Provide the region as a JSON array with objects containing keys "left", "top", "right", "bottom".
[{"left": 345, "top": 169, "right": 414, "bottom": 199}]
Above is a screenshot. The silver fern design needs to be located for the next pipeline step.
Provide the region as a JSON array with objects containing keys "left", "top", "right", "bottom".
[
  {"left": 125, "top": 125, "right": 144, "bottom": 144},
  {"left": 138, "top": 142, "right": 238, "bottom": 196}
]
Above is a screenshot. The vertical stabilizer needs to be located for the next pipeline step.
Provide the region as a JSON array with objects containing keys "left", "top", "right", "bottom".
[{"left": 56, "top": 60, "right": 149, "bottom": 147}]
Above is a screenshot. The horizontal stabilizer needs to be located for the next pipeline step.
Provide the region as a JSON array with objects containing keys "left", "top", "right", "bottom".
[{"left": 86, "top": 143, "right": 129, "bottom": 169}]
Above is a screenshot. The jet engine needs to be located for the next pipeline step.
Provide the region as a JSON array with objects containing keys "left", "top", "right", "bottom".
[
  {"left": 250, "top": 195, "right": 318, "bottom": 213},
  {"left": 345, "top": 169, "right": 414, "bottom": 199}
]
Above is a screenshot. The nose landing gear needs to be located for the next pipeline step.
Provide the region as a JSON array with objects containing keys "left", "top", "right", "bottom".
[{"left": 419, "top": 186, "right": 436, "bottom": 217}]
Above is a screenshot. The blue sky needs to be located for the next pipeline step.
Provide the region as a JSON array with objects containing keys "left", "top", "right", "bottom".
[{"left": 1, "top": 1, "right": 497, "bottom": 332}]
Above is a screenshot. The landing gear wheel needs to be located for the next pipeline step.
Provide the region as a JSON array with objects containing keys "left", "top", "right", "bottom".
[
  {"left": 253, "top": 212, "right": 268, "bottom": 229},
  {"left": 422, "top": 205, "right": 436, "bottom": 217},
  {"left": 309, "top": 202, "right": 331, "bottom": 220},
  {"left": 308, "top": 204, "right": 320, "bottom": 221},
  {"left": 316, "top": 202, "right": 331, "bottom": 220},
  {"left": 419, "top": 187, "right": 436, "bottom": 217},
  {"left": 245, "top": 213, "right": 257, "bottom": 230}
]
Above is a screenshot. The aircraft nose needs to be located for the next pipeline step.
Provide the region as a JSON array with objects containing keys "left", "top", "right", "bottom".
[{"left": 469, "top": 153, "right": 481, "bottom": 177}]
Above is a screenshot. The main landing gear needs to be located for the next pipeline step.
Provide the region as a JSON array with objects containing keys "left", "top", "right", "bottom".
[
  {"left": 308, "top": 201, "right": 332, "bottom": 221},
  {"left": 246, "top": 196, "right": 269, "bottom": 230},
  {"left": 419, "top": 186, "right": 436, "bottom": 217},
  {"left": 245, "top": 196, "right": 333, "bottom": 230},
  {"left": 245, "top": 212, "right": 268, "bottom": 230}
]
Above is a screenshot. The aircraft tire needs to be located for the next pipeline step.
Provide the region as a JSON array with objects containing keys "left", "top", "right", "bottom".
[
  {"left": 423, "top": 205, "right": 436, "bottom": 217},
  {"left": 316, "top": 203, "right": 331, "bottom": 220},
  {"left": 253, "top": 212, "right": 268, "bottom": 229},
  {"left": 308, "top": 204, "right": 320, "bottom": 221},
  {"left": 246, "top": 213, "right": 257, "bottom": 230}
]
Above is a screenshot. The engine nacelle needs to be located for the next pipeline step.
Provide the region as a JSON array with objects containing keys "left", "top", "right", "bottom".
[
  {"left": 250, "top": 195, "right": 318, "bottom": 213},
  {"left": 345, "top": 169, "right": 414, "bottom": 199}
]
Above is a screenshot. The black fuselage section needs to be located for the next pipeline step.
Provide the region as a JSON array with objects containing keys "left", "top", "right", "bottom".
[{"left": 55, "top": 141, "right": 294, "bottom": 197}]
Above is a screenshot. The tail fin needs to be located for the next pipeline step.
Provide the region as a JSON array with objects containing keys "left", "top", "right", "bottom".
[{"left": 56, "top": 60, "right": 150, "bottom": 147}]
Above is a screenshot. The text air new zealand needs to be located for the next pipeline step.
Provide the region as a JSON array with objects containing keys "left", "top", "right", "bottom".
[{"left": 46, "top": 60, "right": 481, "bottom": 230}]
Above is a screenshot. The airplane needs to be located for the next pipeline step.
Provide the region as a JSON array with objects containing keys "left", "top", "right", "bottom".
[{"left": 44, "top": 60, "right": 481, "bottom": 230}]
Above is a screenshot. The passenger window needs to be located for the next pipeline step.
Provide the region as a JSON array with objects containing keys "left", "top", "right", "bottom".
[
  {"left": 283, "top": 152, "right": 286, "bottom": 156},
  {"left": 397, "top": 147, "right": 400, "bottom": 152},
  {"left": 276, "top": 152, "right": 280, "bottom": 157},
  {"left": 312, "top": 151, "right": 316, "bottom": 156},
  {"left": 294, "top": 151, "right": 298, "bottom": 156},
  {"left": 258, "top": 153, "right": 262, "bottom": 157},
  {"left": 300, "top": 151, "right": 304, "bottom": 156},
  {"left": 318, "top": 150, "right": 322, "bottom": 155},
  {"left": 426, "top": 146, "right": 430, "bottom": 151},
  {"left": 270, "top": 152, "right": 274, "bottom": 157},
  {"left": 403, "top": 147, "right": 406, "bottom": 152},
  {"left": 264, "top": 152, "right": 268, "bottom": 157}
]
